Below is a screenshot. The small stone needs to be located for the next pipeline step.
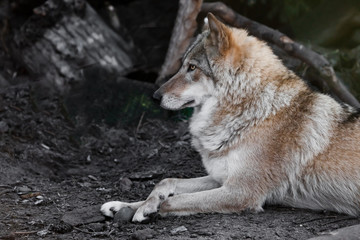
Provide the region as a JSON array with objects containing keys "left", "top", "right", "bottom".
[
  {"left": 16, "top": 186, "right": 31, "bottom": 193},
  {"left": 79, "top": 182, "right": 92, "bottom": 187},
  {"left": 170, "top": 225, "right": 188, "bottom": 235},
  {"left": 34, "top": 199, "right": 44, "bottom": 205},
  {"left": 37, "top": 229, "right": 50, "bottom": 237},
  {"left": 49, "top": 221, "right": 73, "bottom": 233},
  {"left": 87, "top": 222, "right": 105, "bottom": 232},
  {"left": 114, "top": 207, "right": 135, "bottom": 223},
  {"left": 119, "top": 177, "right": 132, "bottom": 191},
  {"left": 28, "top": 220, "right": 36, "bottom": 225}
]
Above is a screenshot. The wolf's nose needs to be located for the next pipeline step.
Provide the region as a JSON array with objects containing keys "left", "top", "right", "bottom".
[{"left": 153, "top": 89, "right": 162, "bottom": 101}]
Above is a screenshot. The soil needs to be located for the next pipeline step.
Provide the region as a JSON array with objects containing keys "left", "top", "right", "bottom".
[{"left": 1, "top": 83, "right": 360, "bottom": 240}]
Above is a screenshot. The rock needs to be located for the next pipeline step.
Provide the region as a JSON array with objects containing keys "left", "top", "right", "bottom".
[
  {"left": 308, "top": 224, "right": 360, "bottom": 240},
  {"left": 49, "top": 221, "right": 73, "bottom": 233},
  {"left": 34, "top": 199, "right": 44, "bottom": 205},
  {"left": 119, "top": 177, "right": 132, "bottom": 191},
  {"left": 16, "top": 186, "right": 32, "bottom": 193},
  {"left": 61, "top": 205, "right": 105, "bottom": 226},
  {"left": 114, "top": 207, "right": 135, "bottom": 223},
  {"left": 86, "top": 222, "right": 105, "bottom": 232},
  {"left": 37, "top": 229, "right": 50, "bottom": 237},
  {"left": 131, "top": 228, "right": 156, "bottom": 240},
  {"left": 170, "top": 225, "right": 188, "bottom": 235}
]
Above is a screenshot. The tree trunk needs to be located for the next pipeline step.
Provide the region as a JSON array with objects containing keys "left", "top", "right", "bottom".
[{"left": 12, "top": 0, "right": 140, "bottom": 92}]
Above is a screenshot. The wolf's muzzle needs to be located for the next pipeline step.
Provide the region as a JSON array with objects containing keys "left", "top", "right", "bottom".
[{"left": 153, "top": 89, "right": 162, "bottom": 101}]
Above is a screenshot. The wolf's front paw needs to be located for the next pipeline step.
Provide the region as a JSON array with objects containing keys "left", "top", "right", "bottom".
[
  {"left": 100, "top": 201, "right": 128, "bottom": 218},
  {"left": 132, "top": 197, "right": 159, "bottom": 222}
]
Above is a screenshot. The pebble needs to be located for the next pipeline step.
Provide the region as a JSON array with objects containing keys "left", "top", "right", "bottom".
[
  {"left": 114, "top": 206, "right": 135, "bottom": 223},
  {"left": 48, "top": 221, "right": 73, "bottom": 233},
  {"left": 37, "top": 229, "right": 50, "bottom": 237},
  {"left": 34, "top": 199, "right": 44, "bottom": 205},
  {"left": 119, "top": 177, "right": 132, "bottom": 191},
  {"left": 16, "top": 186, "right": 31, "bottom": 193},
  {"left": 86, "top": 222, "right": 105, "bottom": 232},
  {"left": 170, "top": 225, "right": 188, "bottom": 235}
]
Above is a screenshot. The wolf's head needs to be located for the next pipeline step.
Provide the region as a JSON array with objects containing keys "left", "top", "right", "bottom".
[{"left": 154, "top": 13, "right": 285, "bottom": 111}]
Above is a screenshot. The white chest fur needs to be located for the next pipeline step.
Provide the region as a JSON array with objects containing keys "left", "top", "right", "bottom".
[
  {"left": 189, "top": 97, "right": 230, "bottom": 184},
  {"left": 201, "top": 154, "right": 228, "bottom": 184}
]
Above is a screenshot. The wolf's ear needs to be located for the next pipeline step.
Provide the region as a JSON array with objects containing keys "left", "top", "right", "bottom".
[
  {"left": 202, "top": 16, "right": 209, "bottom": 31},
  {"left": 207, "top": 13, "right": 229, "bottom": 52}
]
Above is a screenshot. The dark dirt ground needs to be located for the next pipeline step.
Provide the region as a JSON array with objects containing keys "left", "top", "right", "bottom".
[{"left": 1, "top": 83, "right": 360, "bottom": 240}]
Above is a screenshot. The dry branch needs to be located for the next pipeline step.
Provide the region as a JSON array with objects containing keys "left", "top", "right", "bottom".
[
  {"left": 202, "top": 2, "right": 360, "bottom": 108},
  {"left": 155, "top": 0, "right": 203, "bottom": 86}
]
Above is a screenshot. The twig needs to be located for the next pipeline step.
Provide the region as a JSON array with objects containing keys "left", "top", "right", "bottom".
[
  {"left": 295, "top": 215, "right": 337, "bottom": 225},
  {"left": 136, "top": 112, "right": 145, "bottom": 136},
  {"left": 13, "top": 231, "right": 38, "bottom": 235},
  {"left": 20, "top": 192, "right": 41, "bottom": 199},
  {"left": 323, "top": 216, "right": 358, "bottom": 225},
  {"left": 0, "top": 189, "right": 12, "bottom": 196},
  {"left": 201, "top": 2, "right": 360, "bottom": 108},
  {"left": 1, "top": 213, "right": 11, "bottom": 220},
  {"left": 43, "top": 129, "right": 56, "bottom": 137},
  {"left": 73, "top": 226, "right": 92, "bottom": 234},
  {"left": 9, "top": 105, "right": 22, "bottom": 112},
  {"left": 0, "top": 230, "right": 39, "bottom": 238}
]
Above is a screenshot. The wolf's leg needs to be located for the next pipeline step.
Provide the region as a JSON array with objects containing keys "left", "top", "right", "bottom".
[
  {"left": 101, "top": 200, "right": 144, "bottom": 217},
  {"left": 132, "top": 176, "right": 220, "bottom": 222},
  {"left": 159, "top": 186, "right": 263, "bottom": 216}
]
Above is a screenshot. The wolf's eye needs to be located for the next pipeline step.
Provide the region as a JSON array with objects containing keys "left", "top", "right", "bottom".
[{"left": 188, "top": 64, "right": 196, "bottom": 72}]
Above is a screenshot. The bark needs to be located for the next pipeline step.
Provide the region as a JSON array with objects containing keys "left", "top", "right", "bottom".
[
  {"left": 12, "top": 0, "right": 139, "bottom": 92},
  {"left": 202, "top": 2, "right": 360, "bottom": 108},
  {"left": 155, "top": 0, "right": 203, "bottom": 86}
]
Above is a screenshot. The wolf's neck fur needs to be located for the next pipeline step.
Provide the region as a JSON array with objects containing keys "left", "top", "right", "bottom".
[{"left": 189, "top": 68, "right": 307, "bottom": 153}]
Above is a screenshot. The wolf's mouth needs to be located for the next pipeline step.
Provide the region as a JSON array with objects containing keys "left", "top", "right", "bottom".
[{"left": 181, "top": 100, "right": 195, "bottom": 108}]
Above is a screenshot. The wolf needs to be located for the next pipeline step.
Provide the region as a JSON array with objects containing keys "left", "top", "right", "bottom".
[{"left": 101, "top": 13, "right": 360, "bottom": 222}]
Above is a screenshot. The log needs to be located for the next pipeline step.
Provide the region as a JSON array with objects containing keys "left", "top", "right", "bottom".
[
  {"left": 155, "top": 0, "right": 203, "bottom": 86},
  {"left": 12, "top": 0, "right": 140, "bottom": 92},
  {"left": 201, "top": 2, "right": 360, "bottom": 108}
]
